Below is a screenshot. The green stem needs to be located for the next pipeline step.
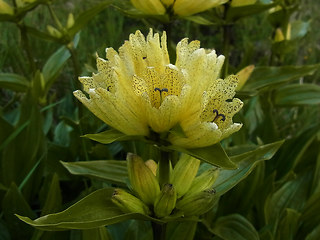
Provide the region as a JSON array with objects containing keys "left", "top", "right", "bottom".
[
  {"left": 47, "top": 4, "right": 64, "bottom": 30},
  {"left": 67, "top": 46, "right": 89, "bottom": 162},
  {"left": 152, "top": 222, "right": 167, "bottom": 240},
  {"left": 158, "top": 150, "right": 171, "bottom": 188},
  {"left": 18, "top": 23, "right": 36, "bottom": 73}
]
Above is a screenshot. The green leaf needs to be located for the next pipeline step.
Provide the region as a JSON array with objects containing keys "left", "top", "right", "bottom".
[
  {"left": 3, "top": 183, "right": 36, "bottom": 239},
  {"left": 16, "top": 188, "right": 164, "bottom": 231},
  {"left": 213, "top": 140, "right": 284, "bottom": 196},
  {"left": 226, "top": 2, "right": 276, "bottom": 22},
  {"left": 275, "top": 208, "right": 301, "bottom": 240},
  {"left": 243, "top": 64, "right": 320, "bottom": 91},
  {"left": 305, "top": 224, "right": 320, "bottom": 240},
  {"left": 274, "top": 84, "right": 320, "bottom": 106},
  {"left": 265, "top": 173, "right": 311, "bottom": 233},
  {"left": 299, "top": 191, "right": 320, "bottom": 235},
  {"left": 166, "top": 221, "right": 197, "bottom": 240},
  {"left": 211, "top": 214, "right": 259, "bottom": 240},
  {"left": 25, "top": 26, "right": 57, "bottom": 42},
  {"left": 82, "top": 227, "right": 112, "bottom": 240},
  {"left": 0, "top": 73, "right": 30, "bottom": 92},
  {"left": 83, "top": 129, "right": 143, "bottom": 144},
  {"left": 291, "top": 20, "right": 310, "bottom": 40},
  {"left": 61, "top": 160, "right": 128, "bottom": 186},
  {"left": 170, "top": 143, "right": 236, "bottom": 169},
  {"left": 42, "top": 46, "right": 71, "bottom": 88},
  {"left": 68, "top": 1, "right": 112, "bottom": 37},
  {"left": 41, "top": 173, "right": 62, "bottom": 216}
]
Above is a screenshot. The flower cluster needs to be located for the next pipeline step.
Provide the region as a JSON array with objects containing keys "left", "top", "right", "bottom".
[{"left": 74, "top": 29, "right": 243, "bottom": 148}]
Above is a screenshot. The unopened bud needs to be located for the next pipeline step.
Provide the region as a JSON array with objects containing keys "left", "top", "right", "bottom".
[
  {"left": 154, "top": 184, "right": 177, "bottom": 218},
  {"left": 176, "top": 189, "right": 217, "bottom": 216},
  {"left": 170, "top": 154, "right": 200, "bottom": 198},
  {"left": 111, "top": 188, "right": 151, "bottom": 215},
  {"left": 187, "top": 168, "right": 219, "bottom": 195},
  {"left": 236, "top": 65, "right": 255, "bottom": 90},
  {"left": 127, "top": 153, "right": 160, "bottom": 205},
  {"left": 145, "top": 159, "right": 158, "bottom": 176},
  {"left": 66, "top": 13, "right": 75, "bottom": 29},
  {"left": 274, "top": 28, "right": 285, "bottom": 42},
  {"left": 0, "top": 0, "right": 14, "bottom": 15},
  {"left": 47, "top": 25, "right": 62, "bottom": 38}
]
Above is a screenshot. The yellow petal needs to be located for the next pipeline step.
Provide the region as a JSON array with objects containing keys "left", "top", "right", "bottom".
[
  {"left": 130, "top": 0, "right": 166, "bottom": 15},
  {"left": 173, "top": 0, "right": 228, "bottom": 16}
]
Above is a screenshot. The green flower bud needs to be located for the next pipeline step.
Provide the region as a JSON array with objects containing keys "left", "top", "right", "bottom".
[
  {"left": 176, "top": 189, "right": 217, "bottom": 216},
  {"left": 187, "top": 167, "right": 219, "bottom": 195},
  {"left": 145, "top": 159, "right": 158, "bottom": 176},
  {"left": 47, "top": 25, "right": 62, "bottom": 38},
  {"left": 0, "top": 0, "right": 13, "bottom": 15},
  {"left": 127, "top": 153, "right": 160, "bottom": 205},
  {"left": 154, "top": 183, "right": 177, "bottom": 218},
  {"left": 170, "top": 154, "right": 200, "bottom": 198},
  {"left": 66, "top": 13, "right": 75, "bottom": 29},
  {"left": 111, "top": 188, "right": 151, "bottom": 215}
]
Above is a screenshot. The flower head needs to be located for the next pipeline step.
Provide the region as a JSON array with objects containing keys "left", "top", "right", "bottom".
[
  {"left": 74, "top": 29, "right": 243, "bottom": 148},
  {"left": 130, "top": 0, "right": 228, "bottom": 16}
]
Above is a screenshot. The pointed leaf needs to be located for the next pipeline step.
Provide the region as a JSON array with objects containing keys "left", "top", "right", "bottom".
[
  {"left": 170, "top": 143, "right": 236, "bottom": 169},
  {"left": 42, "top": 46, "right": 71, "bottom": 87},
  {"left": 243, "top": 64, "right": 320, "bottom": 91},
  {"left": 16, "top": 188, "right": 164, "bottom": 231},
  {"left": 211, "top": 214, "right": 259, "bottom": 240},
  {"left": 61, "top": 160, "right": 128, "bottom": 185},
  {"left": 83, "top": 129, "right": 143, "bottom": 144},
  {"left": 0, "top": 73, "right": 30, "bottom": 92},
  {"left": 213, "top": 140, "right": 284, "bottom": 196},
  {"left": 274, "top": 83, "right": 320, "bottom": 106},
  {"left": 275, "top": 208, "right": 301, "bottom": 240}
]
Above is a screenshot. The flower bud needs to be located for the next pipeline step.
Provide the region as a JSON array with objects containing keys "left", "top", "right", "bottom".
[
  {"left": 111, "top": 188, "right": 151, "bottom": 215},
  {"left": 176, "top": 189, "right": 217, "bottom": 216},
  {"left": 236, "top": 65, "right": 255, "bottom": 90},
  {"left": 127, "top": 153, "right": 160, "bottom": 205},
  {"left": 170, "top": 154, "right": 200, "bottom": 198},
  {"left": 154, "top": 184, "right": 177, "bottom": 218},
  {"left": 145, "top": 159, "right": 158, "bottom": 176},
  {"left": 230, "top": 0, "right": 257, "bottom": 7},
  {"left": 0, "top": 0, "right": 14, "bottom": 15},
  {"left": 274, "top": 28, "right": 285, "bottom": 42},
  {"left": 47, "top": 25, "right": 62, "bottom": 38},
  {"left": 66, "top": 13, "right": 75, "bottom": 29},
  {"left": 187, "top": 168, "right": 219, "bottom": 195}
]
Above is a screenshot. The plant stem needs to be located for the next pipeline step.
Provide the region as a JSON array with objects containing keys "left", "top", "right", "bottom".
[
  {"left": 152, "top": 222, "right": 167, "bottom": 240},
  {"left": 158, "top": 150, "right": 171, "bottom": 188},
  {"left": 67, "top": 46, "right": 89, "bottom": 162},
  {"left": 18, "top": 23, "right": 36, "bottom": 73}
]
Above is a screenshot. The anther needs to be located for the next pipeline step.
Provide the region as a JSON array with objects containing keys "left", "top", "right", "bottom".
[
  {"left": 107, "top": 86, "right": 111, "bottom": 91},
  {"left": 212, "top": 109, "right": 226, "bottom": 122}
]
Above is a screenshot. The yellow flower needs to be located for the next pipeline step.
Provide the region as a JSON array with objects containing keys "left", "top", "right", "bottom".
[
  {"left": 130, "top": 0, "right": 228, "bottom": 16},
  {"left": 74, "top": 29, "right": 243, "bottom": 148}
]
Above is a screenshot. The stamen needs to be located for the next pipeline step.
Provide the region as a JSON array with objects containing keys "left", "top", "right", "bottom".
[
  {"left": 107, "top": 86, "right": 111, "bottom": 91},
  {"left": 212, "top": 109, "right": 226, "bottom": 122}
]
